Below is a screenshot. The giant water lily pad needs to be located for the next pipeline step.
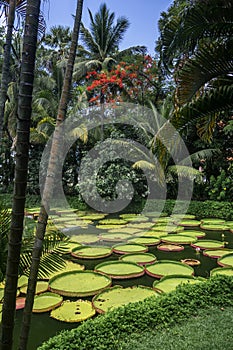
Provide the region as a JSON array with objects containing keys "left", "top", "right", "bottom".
[
  {"left": 20, "top": 281, "right": 48, "bottom": 295},
  {"left": 69, "top": 234, "right": 99, "bottom": 244},
  {"left": 32, "top": 292, "right": 63, "bottom": 313},
  {"left": 161, "top": 234, "right": 197, "bottom": 245},
  {"left": 150, "top": 225, "right": 184, "bottom": 233},
  {"left": 17, "top": 275, "right": 28, "bottom": 288},
  {"left": 64, "top": 241, "right": 82, "bottom": 252},
  {"left": 201, "top": 218, "right": 226, "bottom": 225},
  {"left": 126, "top": 215, "right": 149, "bottom": 222},
  {"left": 113, "top": 243, "right": 148, "bottom": 254},
  {"left": 210, "top": 267, "right": 233, "bottom": 277},
  {"left": 95, "top": 261, "right": 144, "bottom": 279},
  {"left": 203, "top": 249, "right": 233, "bottom": 259},
  {"left": 181, "top": 259, "right": 201, "bottom": 266},
  {"left": 127, "top": 222, "right": 154, "bottom": 229},
  {"left": 200, "top": 224, "right": 229, "bottom": 231},
  {"left": 99, "top": 232, "right": 132, "bottom": 242},
  {"left": 191, "top": 240, "right": 224, "bottom": 250},
  {"left": 171, "top": 214, "right": 196, "bottom": 220},
  {"left": 98, "top": 218, "right": 128, "bottom": 225},
  {"left": 217, "top": 253, "right": 233, "bottom": 267},
  {"left": 43, "top": 260, "right": 85, "bottom": 280},
  {"left": 16, "top": 297, "right": 26, "bottom": 310},
  {"left": 49, "top": 270, "right": 112, "bottom": 297},
  {"left": 153, "top": 275, "right": 204, "bottom": 293},
  {"left": 179, "top": 230, "right": 206, "bottom": 239},
  {"left": 157, "top": 243, "right": 184, "bottom": 252},
  {"left": 92, "top": 285, "right": 160, "bottom": 313},
  {"left": 128, "top": 237, "right": 160, "bottom": 246},
  {"left": 50, "top": 300, "right": 96, "bottom": 322},
  {"left": 143, "top": 230, "right": 169, "bottom": 238},
  {"left": 96, "top": 224, "right": 125, "bottom": 230},
  {"left": 108, "top": 227, "right": 141, "bottom": 234},
  {"left": 154, "top": 217, "right": 171, "bottom": 223},
  {"left": 71, "top": 246, "right": 112, "bottom": 259},
  {"left": 119, "top": 252, "right": 157, "bottom": 265},
  {"left": 145, "top": 260, "right": 194, "bottom": 278},
  {"left": 119, "top": 213, "right": 139, "bottom": 219},
  {"left": 145, "top": 212, "right": 166, "bottom": 218},
  {"left": 176, "top": 220, "right": 201, "bottom": 227},
  {"left": 78, "top": 214, "right": 106, "bottom": 220}
]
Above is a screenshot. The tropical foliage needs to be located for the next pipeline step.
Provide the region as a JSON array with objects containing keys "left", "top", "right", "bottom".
[{"left": 158, "top": 0, "right": 233, "bottom": 142}]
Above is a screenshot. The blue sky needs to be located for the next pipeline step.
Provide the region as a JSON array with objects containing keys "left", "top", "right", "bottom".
[{"left": 42, "top": 0, "right": 173, "bottom": 55}]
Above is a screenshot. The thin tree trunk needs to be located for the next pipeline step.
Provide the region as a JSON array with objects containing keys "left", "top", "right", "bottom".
[
  {"left": 0, "top": 0, "right": 16, "bottom": 142},
  {"left": 18, "top": 1, "right": 84, "bottom": 349},
  {"left": 0, "top": 1, "right": 41, "bottom": 350}
]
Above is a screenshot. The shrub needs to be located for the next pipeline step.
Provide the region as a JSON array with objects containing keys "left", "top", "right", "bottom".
[{"left": 38, "top": 275, "right": 233, "bottom": 350}]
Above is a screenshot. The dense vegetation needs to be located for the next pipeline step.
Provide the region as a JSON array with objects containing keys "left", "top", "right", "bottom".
[
  {"left": 0, "top": 0, "right": 233, "bottom": 349},
  {"left": 0, "top": 0, "right": 232, "bottom": 204}
]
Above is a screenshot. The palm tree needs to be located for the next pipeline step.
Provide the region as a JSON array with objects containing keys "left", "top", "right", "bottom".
[
  {"left": 158, "top": 0, "right": 233, "bottom": 141},
  {"left": 0, "top": 0, "right": 16, "bottom": 141},
  {"left": 43, "top": 25, "right": 72, "bottom": 55},
  {"left": 1, "top": 0, "right": 42, "bottom": 349},
  {"left": 74, "top": 3, "right": 145, "bottom": 81},
  {"left": 18, "top": 1, "right": 84, "bottom": 348},
  {"left": 0, "top": 0, "right": 46, "bottom": 139}
]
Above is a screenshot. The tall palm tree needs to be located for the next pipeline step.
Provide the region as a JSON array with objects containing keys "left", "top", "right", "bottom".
[
  {"left": 19, "top": 1, "right": 84, "bottom": 349},
  {"left": 74, "top": 3, "right": 145, "bottom": 80},
  {"left": 158, "top": 0, "right": 233, "bottom": 141},
  {"left": 1, "top": 1, "right": 42, "bottom": 349},
  {"left": 43, "top": 25, "right": 72, "bottom": 54},
  {"left": 0, "top": 0, "right": 16, "bottom": 141},
  {"left": 0, "top": 0, "right": 46, "bottom": 139}
]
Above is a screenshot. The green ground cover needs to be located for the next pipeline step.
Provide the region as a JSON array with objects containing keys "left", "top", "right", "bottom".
[{"left": 120, "top": 306, "right": 233, "bottom": 350}]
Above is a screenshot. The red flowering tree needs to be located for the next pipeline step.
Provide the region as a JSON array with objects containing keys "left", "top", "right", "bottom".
[{"left": 86, "top": 55, "right": 160, "bottom": 106}]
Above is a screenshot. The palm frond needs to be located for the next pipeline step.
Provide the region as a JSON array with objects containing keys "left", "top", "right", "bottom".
[
  {"left": 69, "top": 124, "right": 88, "bottom": 144},
  {"left": 0, "top": 0, "right": 46, "bottom": 37},
  {"left": 178, "top": 84, "right": 233, "bottom": 140},
  {"left": 161, "top": 0, "right": 233, "bottom": 68},
  {"left": 180, "top": 148, "right": 220, "bottom": 166},
  {"left": 168, "top": 165, "right": 203, "bottom": 180},
  {"left": 19, "top": 227, "right": 70, "bottom": 278},
  {"left": 132, "top": 160, "right": 156, "bottom": 171},
  {"left": 176, "top": 39, "right": 233, "bottom": 103}
]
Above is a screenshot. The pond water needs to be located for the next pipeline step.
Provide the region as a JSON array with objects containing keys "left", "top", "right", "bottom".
[{"left": 6, "top": 222, "right": 233, "bottom": 349}]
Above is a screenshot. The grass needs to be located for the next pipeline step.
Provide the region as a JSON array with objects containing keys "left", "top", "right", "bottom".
[{"left": 120, "top": 306, "right": 233, "bottom": 350}]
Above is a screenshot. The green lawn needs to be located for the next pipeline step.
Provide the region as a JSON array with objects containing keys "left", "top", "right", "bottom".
[{"left": 120, "top": 306, "right": 233, "bottom": 350}]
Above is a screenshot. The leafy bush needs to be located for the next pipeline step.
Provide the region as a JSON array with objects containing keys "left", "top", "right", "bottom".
[
  {"left": 38, "top": 275, "right": 233, "bottom": 350},
  {"left": 126, "top": 199, "right": 233, "bottom": 220},
  {"left": 207, "top": 167, "right": 233, "bottom": 201}
]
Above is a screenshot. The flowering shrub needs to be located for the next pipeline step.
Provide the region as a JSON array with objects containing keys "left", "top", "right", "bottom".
[{"left": 86, "top": 56, "right": 159, "bottom": 105}]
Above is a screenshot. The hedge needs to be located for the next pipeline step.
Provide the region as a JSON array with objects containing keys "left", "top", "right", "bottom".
[
  {"left": 139, "top": 199, "right": 233, "bottom": 220},
  {"left": 37, "top": 275, "right": 233, "bottom": 350},
  {"left": 1, "top": 194, "right": 232, "bottom": 220}
]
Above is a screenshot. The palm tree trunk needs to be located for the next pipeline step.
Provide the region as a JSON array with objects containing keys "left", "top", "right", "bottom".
[
  {"left": 0, "top": 0, "right": 16, "bottom": 142},
  {"left": 18, "top": 1, "right": 84, "bottom": 349},
  {"left": 0, "top": 1, "right": 41, "bottom": 350}
]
